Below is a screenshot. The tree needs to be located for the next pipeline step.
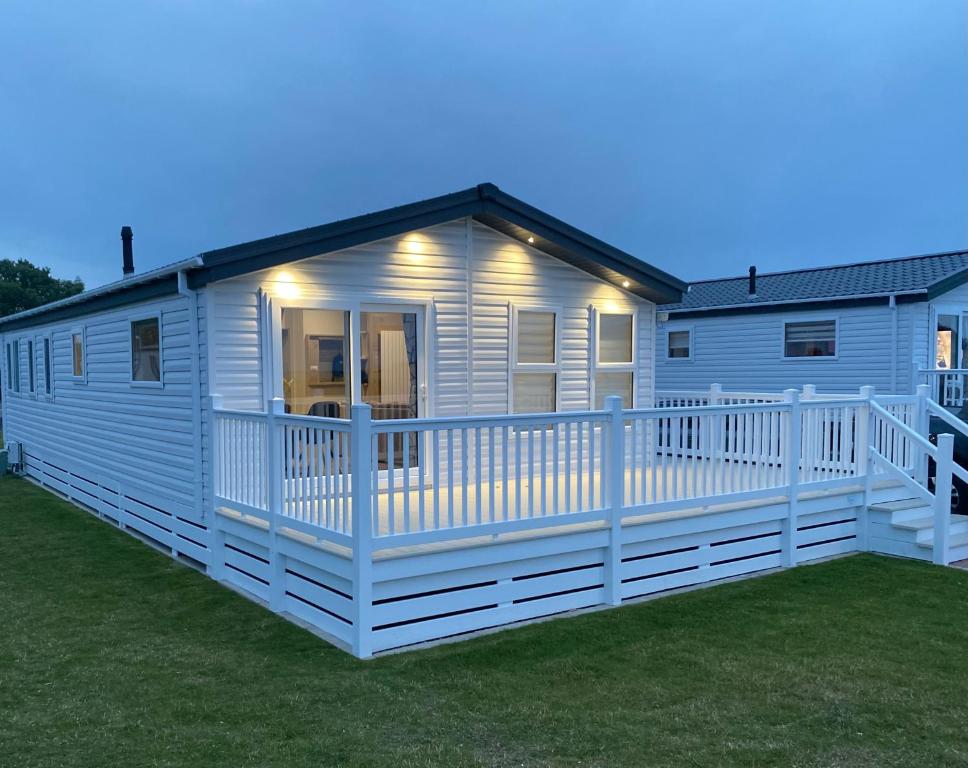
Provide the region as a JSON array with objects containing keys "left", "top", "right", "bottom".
[{"left": 0, "top": 259, "right": 84, "bottom": 317}]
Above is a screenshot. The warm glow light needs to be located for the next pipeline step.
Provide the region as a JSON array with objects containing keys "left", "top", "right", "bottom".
[
  {"left": 273, "top": 270, "right": 300, "bottom": 299},
  {"left": 527, "top": 236, "right": 535, "bottom": 244},
  {"left": 401, "top": 232, "right": 429, "bottom": 259},
  {"left": 622, "top": 280, "right": 631, "bottom": 288}
]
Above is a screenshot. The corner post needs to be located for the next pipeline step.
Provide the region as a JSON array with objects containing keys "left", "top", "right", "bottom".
[
  {"left": 267, "top": 397, "right": 286, "bottom": 612},
  {"left": 605, "top": 396, "right": 625, "bottom": 606},
  {"left": 351, "top": 403, "right": 374, "bottom": 658},
  {"left": 933, "top": 433, "right": 953, "bottom": 566},
  {"left": 208, "top": 394, "right": 226, "bottom": 580},
  {"left": 915, "top": 384, "right": 931, "bottom": 485},
  {"left": 782, "top": 389, "right": 801, "bottom": 567},
  {"left": 858, "top": 386, "right": 875, "bottom": 550}
]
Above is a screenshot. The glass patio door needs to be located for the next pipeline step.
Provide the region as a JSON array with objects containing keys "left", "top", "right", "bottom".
[
  {"left": 934, "top": 309, "right": 968, "bottom": 405},
  {"left": 360, "top": 306, "right": 422, "bottom": 471},
  {"left": 277, "top": 302, "right": 425, "bottom": 476}
]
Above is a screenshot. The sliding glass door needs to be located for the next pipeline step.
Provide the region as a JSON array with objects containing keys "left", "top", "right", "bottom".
[{"left": 278, "top": 302, "right": 425, "bottom": 471}]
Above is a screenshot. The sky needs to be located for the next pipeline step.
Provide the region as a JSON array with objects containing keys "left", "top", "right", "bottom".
[{"left": 1, "top": 0, "right": 965, "bottom": 290}]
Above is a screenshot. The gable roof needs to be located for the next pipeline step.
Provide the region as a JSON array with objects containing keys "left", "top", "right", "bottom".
[
  {"left": 0, "top": 184, "right": 686, "bottom": 332},
  {"left": 661, "top": 249, "right": 968, "bottom": 315},
  {"left": 191, "top": 183, "right": 685, "bottom": 302}
]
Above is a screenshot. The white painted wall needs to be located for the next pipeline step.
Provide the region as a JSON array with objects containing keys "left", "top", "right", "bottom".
[
  {"left": 656, "top": 301, "right": 927, "bottom": 395},
  {"left": 208, "top": 218, "right": 655, "bottom": 415},
  {"left": 1, "top": 292, "right": 206, "bottom": 521}
]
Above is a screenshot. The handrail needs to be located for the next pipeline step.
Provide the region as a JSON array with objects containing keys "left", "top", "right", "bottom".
[
  {"left": 926, "top": 398, "right": 968, "bottom": 438},
  {"left": 869, "top": 401, "right": 937, "bottom": 457},
  {"left": 369, "top": 409, "right": 608, "bottom": 433},
  {"left": 798, "top": 397, "right": 868, "bottom": 408},
  {"left": 920, "top": 368, "right": 968, "bottom": 375}
]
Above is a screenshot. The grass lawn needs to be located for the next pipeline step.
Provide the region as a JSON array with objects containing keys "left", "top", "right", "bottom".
[{"left": 1, "top": 477, "right": 966, "bottom": 767}]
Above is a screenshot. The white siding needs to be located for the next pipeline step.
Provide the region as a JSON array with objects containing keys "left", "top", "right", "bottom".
[
  {"left": 2, "top": 293, "right": 205, "bottom": 522},
  {"left": 656, "top": 302, "right": 924, "bottom": 395},
  {"left": 209, "top": 217, "right": 654, "bottom": 415}
]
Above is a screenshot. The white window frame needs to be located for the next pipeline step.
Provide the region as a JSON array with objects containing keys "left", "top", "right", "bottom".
[
  {"left": 781, "top": 317, "right": 839, "bottom": 360},
  {"left": 508, "top": 304, "right": 562, "bottom": 414},
  {"left": 590, "top": 306, "right": 637, "bottom": 409},
  {"left": 129, "top": 311, "right": 164, "bottom": 388},
  {"left": 7, "top": 340, "right": 20, "bottom": 394},
  {"left": 665, "top": 326, "right": 693, "bottom": 362},
  {"left": 268, "top": 296, "right": 432, "bottom": 413},
  {"left": 70, "top": 326, "right": 87, "bottom": 382}
]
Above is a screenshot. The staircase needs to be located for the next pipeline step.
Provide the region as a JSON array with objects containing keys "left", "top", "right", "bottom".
[{"left": 868, "top": 497, "right": 968, "bottom": 564}]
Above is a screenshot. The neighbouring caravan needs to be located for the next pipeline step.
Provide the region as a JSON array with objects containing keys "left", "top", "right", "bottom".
[{"left": 655, "top": 252, "right": 968, "bottom": 403}]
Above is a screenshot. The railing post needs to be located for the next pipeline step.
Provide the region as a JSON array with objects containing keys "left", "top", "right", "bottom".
[
  {"left": 709, "top": 384, "right": 724, "bottom": 464},
  {"left": 915, "top": 384, "right": 931, "bottom": 485},
  {"left": 351, "top": 403, "right": 374, "bottom": 658},
  {"left": 858, "top": 386, "right": 875, "bottom": 551},
  {"left": 802, "top": 384, "right": 816, "bottom": 400},
  {"left": 604, "top": 396, "right": 625, "bottom": 607},
  {"left": 933, "top": 433, "right": 953, "bottom": 566},
  {"left": 208, "top": 394, "right": 226, "bottom": 580},
  {"left": 782, "top": 389, "right": 801, "bottom": 567},
  {"left": 267, "top": 397, "right": 286, "bottom": 612},
  {"left": 709, "top": 383, "right": 722, "bottom": 406}
]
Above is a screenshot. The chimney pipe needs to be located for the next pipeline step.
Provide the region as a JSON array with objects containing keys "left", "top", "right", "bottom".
[
  {"left": 121, "top": 226, "right": 134, "bottom": 277},
  {"left": 748, "top": 265, "right": 756, "bottom": 296}
]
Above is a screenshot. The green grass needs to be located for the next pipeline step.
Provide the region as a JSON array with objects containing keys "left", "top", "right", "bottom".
[{"left": 1, "top": 477, "right": 966, "bottom": 767}]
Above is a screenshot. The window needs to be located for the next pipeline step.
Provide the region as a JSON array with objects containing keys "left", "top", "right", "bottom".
[
  {"left": 26, "top": 339, "right": 34, "bottom": 393},
  {"left": 784, "top": 319, "right": 836, "bottom": 358},
  {"left": 667, "top": 329, "right": 691, "bottom": 359},
  {"left": 131, "top": 317, "right": 162, "bottom": 383},
  {"left": 6, "top": 341, "right": 19, "bottom": 393},
  {"left": 593, "top": 311, "right": 635, "bottom": 408},
  {"left": 43, "top": 336, "right": 52, "bottom": 396},
  {"left": 71, "top": 330, "right": 85, "bottom": 379},
  {"left": 511, "top": 308, "right": 559, "bottom": 413}
]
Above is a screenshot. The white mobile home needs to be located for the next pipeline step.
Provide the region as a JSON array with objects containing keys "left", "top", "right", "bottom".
[
  {"left": 655, "top": 252, "right": 968, "bottom": 404},
  {"left": 3, "top": 189, "right": 965, "bottom": 658}
]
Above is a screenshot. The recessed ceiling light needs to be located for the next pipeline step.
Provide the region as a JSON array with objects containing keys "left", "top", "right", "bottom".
[
  {"left": 622, "top": 280, "right": 631, "bottom": 288},
  {"left": 527, "top": 236, "right": 534, "bottom": 244}
]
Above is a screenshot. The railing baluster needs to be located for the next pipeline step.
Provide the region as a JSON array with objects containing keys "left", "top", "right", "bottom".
[{"left": 475, "top": 427, "right": 482, "bottom": 524}]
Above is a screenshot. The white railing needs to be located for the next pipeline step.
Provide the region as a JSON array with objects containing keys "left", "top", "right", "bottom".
[
  {"left": 213, "top": 408, "right": 269, "bottom": 512},
  {"left": 210, "top": 385, "right": 963, "bottom": 658},
  {"left": 918, "top": 368, "right": 968, "bottom": 408},
  {"left": 212, "top": 385, "right": 960, "bottom": 559},
  {"left": 370, "top": 411, "right": 609, "bottom": 544}
]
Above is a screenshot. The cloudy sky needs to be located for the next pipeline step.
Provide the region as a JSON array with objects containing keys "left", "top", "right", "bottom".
[{"left": 1, "top": 1, "right": 965, "bottom": 289}]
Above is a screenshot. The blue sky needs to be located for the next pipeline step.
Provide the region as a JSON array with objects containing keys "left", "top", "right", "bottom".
[{"left": 1, "top": 1, "right": 965, "bottom": 289}]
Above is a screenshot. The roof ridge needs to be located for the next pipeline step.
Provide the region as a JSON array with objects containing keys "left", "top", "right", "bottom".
[{"left": 686, "top": 248, "right": 968, "bottom": 286}]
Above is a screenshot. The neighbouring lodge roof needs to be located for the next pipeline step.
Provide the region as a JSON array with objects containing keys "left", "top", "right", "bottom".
[
  {"left": 661, "top": 249, "right": 968, "bottom": 316},
  {"left": 0, "top": 184, "right": 688, "bottom": 332}
]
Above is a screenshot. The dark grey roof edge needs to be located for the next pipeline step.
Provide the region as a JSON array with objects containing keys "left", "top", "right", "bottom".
[
  {"left": 0, "top": 184, "right": 687, "bottom": 332},
  {"left": 0, "top": 256, "right": 202, "bottom": 332},
  {"left": 191, "top": 183, "right": 686, "bottom": 303}
]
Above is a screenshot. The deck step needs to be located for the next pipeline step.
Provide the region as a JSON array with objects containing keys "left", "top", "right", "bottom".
[
  {"left": 917, "top": 531, "right": 968, "bottom": 550},
  {"left": 894, "top": 514, "right": 968, "bottom": 544},
  {"left": 869, "top": 497, "right": 928, "bottom": 514}
]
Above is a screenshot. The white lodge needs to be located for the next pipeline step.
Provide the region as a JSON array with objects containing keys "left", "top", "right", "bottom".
[{"left": 3, "top": 185, "right": 966, "bottom": 658}]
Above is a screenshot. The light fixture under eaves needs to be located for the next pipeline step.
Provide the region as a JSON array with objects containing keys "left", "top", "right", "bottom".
[
  {"left": 527, "top": 236, "right": 534, "bottom": 244},
  {"left": 622, "top": 280, "right": 631, "bottom": 289}
]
